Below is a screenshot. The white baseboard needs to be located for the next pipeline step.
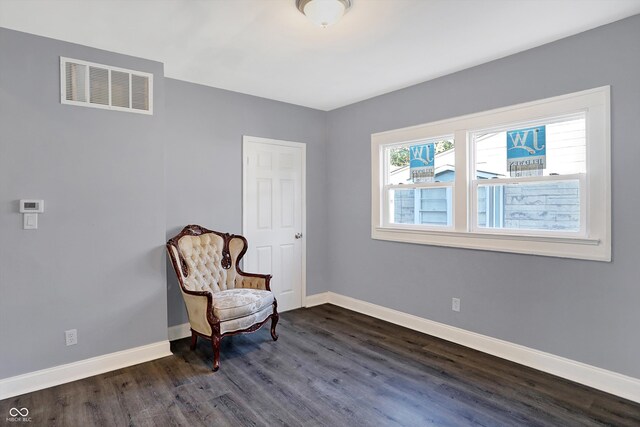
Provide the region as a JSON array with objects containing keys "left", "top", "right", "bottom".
[
  {"left": 306, "top": 291, "right": 640, "bottom": 404},
  {"left": 0, "top": 341, "right": 172, "bottom": 401},
  {"left": 305, "top": 292, "right": 330, "bottom": 307},
  {"left": 168, "top": 322, "right": 191, "bottom": 341}
]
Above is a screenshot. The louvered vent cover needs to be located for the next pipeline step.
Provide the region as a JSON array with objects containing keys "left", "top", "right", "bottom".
[
  {"left": 65, "top": 62, "right": 86, "bottom": 102},
  {"left": 89, "top": 67, "right": 109, "bottom": 105},
  {"left": 111, "top": 71, "right": 130, "bottom": 108},
  {"left": 61, "top": 57, "right": 152, "bottom": 114},
  {"left": 131, "top": 75, "right": 150, "bottom": 111}
]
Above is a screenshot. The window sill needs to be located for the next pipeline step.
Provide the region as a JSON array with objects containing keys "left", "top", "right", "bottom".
[{"left": 372, "top": 226, "right": 609, "bottom": 261}]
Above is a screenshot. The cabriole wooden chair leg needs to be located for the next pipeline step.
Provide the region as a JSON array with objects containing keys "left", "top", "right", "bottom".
[
  {"left": 190, "top": 331, "right": 197, "bottom": 351},
  {"left": 270, "top": 313, "right": 279, "bottom": 341},
  {"left": 212, "top": 336, "right": 220, "bottom": 371}
]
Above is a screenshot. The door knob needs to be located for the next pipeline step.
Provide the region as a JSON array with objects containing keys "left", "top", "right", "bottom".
[{"left": 295, "top": 233, "right": 303, "bottom": 239}]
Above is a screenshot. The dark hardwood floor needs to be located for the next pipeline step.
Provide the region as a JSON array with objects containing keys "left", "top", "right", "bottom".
[{"left": 2, "top": 304, "right": 639, "bottom": 426}]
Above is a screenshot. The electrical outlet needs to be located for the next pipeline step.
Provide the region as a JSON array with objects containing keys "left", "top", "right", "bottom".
[
  {"left": 452, "top": 298, "right": 461, "bottom": 312},
  {"left": 65, "top": 329, "right": 77, "bottom": 346}
]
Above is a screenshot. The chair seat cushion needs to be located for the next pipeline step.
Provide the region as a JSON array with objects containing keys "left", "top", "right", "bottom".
[{"left": 213, "top": 288, "right": 274, "bottom": 321}]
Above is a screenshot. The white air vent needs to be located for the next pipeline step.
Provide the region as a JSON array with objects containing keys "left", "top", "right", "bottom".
[{"left": 60, "top": 57, "right": 153, "bottom": 115}]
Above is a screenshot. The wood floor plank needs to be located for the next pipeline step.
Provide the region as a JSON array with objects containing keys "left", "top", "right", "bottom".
[
  {"left": 287, "top": 309, "right": 549, "bottom": 425},
  {"left": 309, "top": 304, "right": 623, "bottom": 425},
  {"left": 1, "top": 304, "right": 639, "bottom": 426}
]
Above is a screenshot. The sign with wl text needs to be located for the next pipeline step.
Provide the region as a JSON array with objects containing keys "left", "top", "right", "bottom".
[
  {"left": 507, "top": 126, "right": 546, "bottom": 177},
  {"left": 410, "top": 142, "right": 435, "bottom": 183}
]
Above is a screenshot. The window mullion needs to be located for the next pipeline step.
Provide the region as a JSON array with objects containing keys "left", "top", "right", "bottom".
[{"left": 453, "top": 129, "right": 468, "bottom": 232}]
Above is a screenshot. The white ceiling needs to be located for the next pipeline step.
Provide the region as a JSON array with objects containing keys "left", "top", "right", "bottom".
[{"left": 1, "top": 0, "right": 639, "bottom": 111}]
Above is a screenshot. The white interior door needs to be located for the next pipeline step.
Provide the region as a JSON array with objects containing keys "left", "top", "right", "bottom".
[{"left": 243, "top": 136, "right": 305, "bottom": 312}]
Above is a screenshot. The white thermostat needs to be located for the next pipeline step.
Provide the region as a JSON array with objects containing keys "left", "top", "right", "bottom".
[
  {"left": 20, "top": 199, "right": 44, "bottom": 213},
  {"left": 20, "top": 200, "right": 44, "bottom": 230}
]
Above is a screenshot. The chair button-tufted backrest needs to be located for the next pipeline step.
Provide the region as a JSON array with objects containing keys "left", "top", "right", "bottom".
[{"left": 178, "top": 233, "right": 230, "bottom": 293}]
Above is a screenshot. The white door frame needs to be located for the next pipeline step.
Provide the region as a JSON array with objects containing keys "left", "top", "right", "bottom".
[{"left": 242, "top": 135, "right": 307, "bottom": 309}]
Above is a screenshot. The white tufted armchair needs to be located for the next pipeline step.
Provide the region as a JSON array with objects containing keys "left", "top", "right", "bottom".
[{"left": 167, "top": 225, "right": 278, "bottom": 371}]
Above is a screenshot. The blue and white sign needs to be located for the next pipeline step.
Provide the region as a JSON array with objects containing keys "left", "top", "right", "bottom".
[
  {"left": 507, "top": 126, "right": 546, "bottom": 177},
  {"left": 409, "top": 142, "right": 435, "bottom": 183}
]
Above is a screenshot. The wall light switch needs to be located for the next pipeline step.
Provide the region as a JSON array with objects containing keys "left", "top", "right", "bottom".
[{"left": 23, "top": 213, "right": 38, "bottom": 230}]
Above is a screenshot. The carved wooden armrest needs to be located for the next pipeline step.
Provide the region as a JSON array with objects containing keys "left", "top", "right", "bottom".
[{"left": 237, "top": 271, "right": 272, "bottom": 291}]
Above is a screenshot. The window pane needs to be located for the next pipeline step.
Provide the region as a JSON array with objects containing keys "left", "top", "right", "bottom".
[
  {"left": 385, "top": 137, "right": 455, "bottom": 185},
  {"left": 477, "top": 179, "right": 580, "bottom": 232},
  {"left": 390, "top": 187, "right": 452, "bottom": 227},
  {"left": 473, "top": 115, "right": 585, "bottom": 179}
]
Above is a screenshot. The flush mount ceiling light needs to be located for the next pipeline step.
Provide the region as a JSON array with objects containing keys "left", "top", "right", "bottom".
[{"left": 296, "top": 0, "right": 353, "bottom": 28}]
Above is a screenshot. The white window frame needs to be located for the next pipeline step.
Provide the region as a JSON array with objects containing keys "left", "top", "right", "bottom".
[
  {"left": 60, "top": 57, "right": 153, "bottom": 115},
  {"left": 371, "top": 86, "right": 611, "bottom": 261}
]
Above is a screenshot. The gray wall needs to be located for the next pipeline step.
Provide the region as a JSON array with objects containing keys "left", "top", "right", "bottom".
[
  {"left": 326, "top": 15, "right": 640, "bottom": 378},
  {"left": 164, "top": 80, "right": 328, "bottom": 327},
  {"left": 0, "top": 29, "right": 167, "bottom": 378},
  {"left": 0, "top": 28, "right": 329, "bottom": 378}
]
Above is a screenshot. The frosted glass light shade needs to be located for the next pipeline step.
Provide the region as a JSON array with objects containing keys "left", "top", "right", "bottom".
[{"left": 302, "top": 0, "right": 347, "bottom": 27}]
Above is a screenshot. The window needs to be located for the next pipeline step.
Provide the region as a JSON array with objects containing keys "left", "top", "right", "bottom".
[
  {"left": 371, "top": 87, "right": 610, "bottom": 261},
  {"left": 471, "top": 113, "right": 586, "bottom": 235},
  {"left": 60, "top": 57, "right": 153, "bottom": 114},
  {"left": 384, "top": 137, "right": 454, "bottom": 228}
]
